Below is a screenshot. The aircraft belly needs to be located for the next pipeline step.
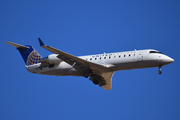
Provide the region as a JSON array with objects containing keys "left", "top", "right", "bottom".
[
  {"left": 109, "top": 60, "right": 162, "bottom": 71},
  {"left": 27, "top": 61, "right": 82, "bottom": 76},
  {"left": 39, "top": 68, "right": 81, "bottom": 76},
  {"left": 40, "top": 69, "right": 69, "bottom": 76}
]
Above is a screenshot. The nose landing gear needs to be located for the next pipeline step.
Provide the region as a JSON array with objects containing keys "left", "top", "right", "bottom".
[{"left": 158, "top": 66, "right": 162, "bottom": 74}]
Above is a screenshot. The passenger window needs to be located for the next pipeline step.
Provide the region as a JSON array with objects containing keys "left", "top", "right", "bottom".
[
  {"left": 119, "top": 55, "right": 121, "bottom": 58},
  {"left": 109, "top": 56, "right": 111, "bottom": 59},
  {"left": 124, "top": 55, "right": 126, "bottom": 57},
  {"left": 114, "top": 56, "right": 116, "bottom": 58},
  {"left": 104, "top": 57, "right": 106, "bottom": 59},
  {"left": 95, "top": 58, "right": 97, "bottom": 60},
  {"left": 100, "top": 57, "right": 101, "bottom": 59},
  {"left": 129, "top": 54, "right": 131, "bottom": 57},
  {"left": 90, "top": 58, "right": 92, "bottom": 60}
]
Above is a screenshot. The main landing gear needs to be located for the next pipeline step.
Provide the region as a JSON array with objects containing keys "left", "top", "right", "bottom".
[
  {"left": 158, "top": 66, "right": 162, "bottom": 74},
  {"left": 90, "top": 75, "right": 101, "bottom": 85},
  {"left": 83, "top": 69, "right": 92, "bottom": 78},
  {"left": 93, "top": 79, "right": 99, "bottom": 85},
  {"left": 83, "top": 73, "right": 89, "bottom": 78}
]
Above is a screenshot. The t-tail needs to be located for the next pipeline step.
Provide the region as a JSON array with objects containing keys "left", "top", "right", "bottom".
[{"left": 5, "top": 41, "right": 42, "bottom": 66}]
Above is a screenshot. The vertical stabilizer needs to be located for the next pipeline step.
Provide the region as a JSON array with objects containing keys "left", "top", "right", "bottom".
[{"left": 5, "top": 41, "right": 42, "bottom": 66}]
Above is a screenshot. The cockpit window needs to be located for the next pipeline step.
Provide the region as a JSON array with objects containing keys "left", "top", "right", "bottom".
[{"left": 149, "top": 51, "right": 163, "bottom": 54}]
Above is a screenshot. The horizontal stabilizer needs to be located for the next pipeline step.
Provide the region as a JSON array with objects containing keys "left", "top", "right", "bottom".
[
  {"left": 5, "top": 41, "right": 29, "bottom": 49},
  {"left": 5, "top": 41, "right": 42, "bottom": 65}
]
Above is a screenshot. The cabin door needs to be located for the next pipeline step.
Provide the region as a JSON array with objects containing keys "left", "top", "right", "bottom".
[{"left": 137, "top": 51, "right": 143, "bottom": 61}]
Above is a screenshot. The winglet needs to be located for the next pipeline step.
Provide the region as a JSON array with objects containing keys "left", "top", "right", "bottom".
[{"left": 38, "top": 38, "right": 45, "bottom": 46}]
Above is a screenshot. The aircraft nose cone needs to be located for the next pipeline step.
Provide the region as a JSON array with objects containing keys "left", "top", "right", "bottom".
[
  {"left": 165, "top": 56, "right": 174, "bottom": 63},
  {"left": 160, "top": 55, "right": 174, "bottom": 65},
  {"left": 169, "top": 57, "right": 174, "bottom": 63}
]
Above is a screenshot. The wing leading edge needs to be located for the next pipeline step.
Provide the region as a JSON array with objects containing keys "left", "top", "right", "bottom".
[
  {"left": 5, "top": 41, "right": 29, "bottom": 49},
  {"left": 38, "top": 38, "right": 114, "bottom": 90}
]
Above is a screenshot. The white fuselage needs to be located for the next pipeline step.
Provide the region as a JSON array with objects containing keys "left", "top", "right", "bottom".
[{"left": 26, "top": 49, "right": 174, "bottom": 76}]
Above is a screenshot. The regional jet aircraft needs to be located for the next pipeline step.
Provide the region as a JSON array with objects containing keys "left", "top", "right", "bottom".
[{"left": 5, "top": 38, "right": 174, "bottom": 90}]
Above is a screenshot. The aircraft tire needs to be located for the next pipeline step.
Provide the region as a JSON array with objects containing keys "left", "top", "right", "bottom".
[
  {"left": 158, "top": 70, "right": 162, "bottom": 74},
  {"left": 93, "top": 79, "right": 99, "bottom": 85},
  {"left": 83, "top": 73, "right": 89, "bottom": 78}
]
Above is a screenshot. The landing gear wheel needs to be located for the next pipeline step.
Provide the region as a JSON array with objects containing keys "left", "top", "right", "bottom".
[
  {"left": 83, "top": 69, "right": 92, "bottom": 78},
  {"left": 83, "top": 73, "right": 89, "bottom": 78},
  {"left": 93, "top": 80, "right": 99, "bottom": 85},
  {"left": 158, "top": 70, "right": 162, "bottom": 74},
  {"left": 158, "top": 66, "right": 162, "bottom": 74}
]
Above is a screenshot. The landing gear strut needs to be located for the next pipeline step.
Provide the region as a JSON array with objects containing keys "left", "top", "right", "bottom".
[{"left": 158, "top": 66, "right": 162, "bottom": 74}]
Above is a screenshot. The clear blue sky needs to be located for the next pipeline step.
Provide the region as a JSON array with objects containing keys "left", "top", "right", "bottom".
[{"left": 1, "top": 0, "right": 180, "bottom": 120}]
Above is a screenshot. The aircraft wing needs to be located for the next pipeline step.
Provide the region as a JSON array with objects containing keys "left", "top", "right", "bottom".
[
  {"left": 38, "top": 38, "right": 110, "bottom": 73},
  {"left": 38, "top": 38, "right": 114, "bottom": 89},
  {"left": 101, "top": 72, "right": 114, "bottom": 90}
]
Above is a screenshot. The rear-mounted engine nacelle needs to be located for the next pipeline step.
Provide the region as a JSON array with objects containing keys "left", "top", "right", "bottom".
[{"left": 41, "top": 54, "right": 62, "bottom": 63}]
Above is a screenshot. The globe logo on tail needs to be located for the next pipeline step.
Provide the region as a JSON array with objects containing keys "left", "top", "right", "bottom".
[{"left": 26, "top": 50, "right": 42, "bottom": 66}]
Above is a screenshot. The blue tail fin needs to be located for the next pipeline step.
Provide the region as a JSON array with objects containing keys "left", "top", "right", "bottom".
[
  {"left": 5, "top": 42, "right": 42, "bottom": 66},
  {"left": 18, "top": 45, "right": 42, "bottom": 66}
]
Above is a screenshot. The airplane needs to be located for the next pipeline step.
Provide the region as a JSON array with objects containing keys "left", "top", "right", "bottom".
[{"left": 5, "top": 38, "right": 174, "bottom": 90}]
